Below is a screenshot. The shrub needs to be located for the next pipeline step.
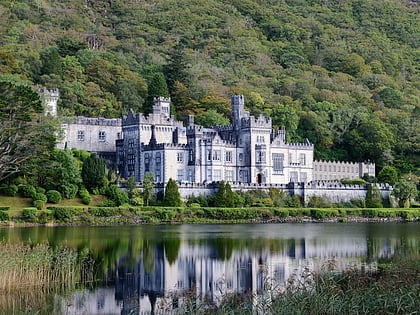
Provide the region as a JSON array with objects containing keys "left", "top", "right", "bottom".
[
  {"left": 19, "top": 184, "right": 37, "bottom": 198},
  {"left": 32, "top": 193, "right": 47, "bottom": 203},
  {"left": 88, "top": 207, "right": 122, "bottom": 217},
  {"left": 0, "top": 206, "right": 10, "bottom": 211},
  {"left": 273, "top": 209, "right": 289, "bottom": 217},
  {"left": 21, "top": 208, "right": 37, "bottom": 222},
  {"left": 106, "top": 185, "right": 129, "bottom": 206},
  {"left": 0, "top": 184, "right": 18, "bottom": 196},
  {"left": 362, "top": 209, "right": 379, "bottom": 218},
  {"left": 365, "top": 185, "right": 383, "bottom": 208},
  {"left": 310, "top": 209, "right": 339, "bottom": 219},
  {"left": 130, "top": 188, "right": 144, "bottom": 206},
  {"left": 33, "top": 199, "right": 46, "bottom": 210},
  {"left": 154, "top": 209, "right": 176, "bottom": 221},
  {"left": 307, "top": 195, "right": 332, "bottom": 208},
  {"left": 51, "top": 206, "right": 84, "bottom": 222},
  {"left": 285, "top": 195, "right": 302, "bottom": 207},
  {"left": 98, "top": 199, "right": 117, "bottom": 207},
  {"left": 79, "top": 188, "right": 91, "bottom": 205},
  {"left": 188, "top": 203, "right": 201, "bottom": 208},
  {"left": 46, "top": 190, "right": 62, "bottom": 203},
  {"left": 60, "top": 183, "right": 78, "bottom": 199},
  {"left": 37, "top": 210, "right": 52, "bottom": 224},
  {"left": 36, "top": 187, "right": 46, "bottom": 194},
  {"left": 0, "top": 211, "right": 9, "bottom": 221}
]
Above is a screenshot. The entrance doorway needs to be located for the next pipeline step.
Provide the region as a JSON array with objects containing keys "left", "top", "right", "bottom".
[{"left": 256, "top": 173, "right": 262, "bottom": 184}]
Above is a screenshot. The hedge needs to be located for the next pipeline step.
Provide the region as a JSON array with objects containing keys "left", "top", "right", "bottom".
[
  {"left": 0, "top": 206, "right": 10, "bottom": 211},
  {"left": 47, "top": 206, "right": 86, "bottom": 222},
  {"left": 88, "top": 207, "right": 123, "bottom": 217},
  {"left": 0, "top": 211, "right": 9, "bottom": 221}
]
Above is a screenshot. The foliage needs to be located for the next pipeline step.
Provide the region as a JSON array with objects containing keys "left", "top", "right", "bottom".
[
  {"left": 32, "top": 193, "right": 47, "bottom": 203},
  {"left": 81, "top": 154, "right": 106, "bottom": 192},
  {"left": 106, "top": 184, "right": 129, "bottom": 207},
  {"left": 0, "top": 211, "right": 9, "bottom": 221},
  {"left": 0, "top": 184, "right": 18, "bottom": 197},
  {"left": 79, "top": 188, "right": 91, "bottom": 205},
  {"left": 307, "top": 195, "right": 332, "bottom": 208},
  {"left": 365, "top": 185, "right": 383, "bottom": 208},
  {"left": 21, "top": 207, "right": 37, "bottom": 222},
  {"left": 377, "top": 166, "right": 399, "bottom": 186},
  {"left": 19, "top": 184, "right": 37, "bottom": 198},
  {"left": 142, "top": 172, "right": 155, "bottom": 206},
  {"left": 130, "top": 188, "right": 144, "bottom": 206},
  {"left": 0, "top": 82, "right": 57, "bottom": 182},
  {"left": 163, "top": 178, "right": 182, "bottom": 207},
  {"left": 392, "top": 179, "right": 418, "bottom": 208},
  {"left": 32, "top": 199, "right": 46, "bottom": 210},
  {"left": 46, "top": 190, "right": 62, "bottom": 203}
]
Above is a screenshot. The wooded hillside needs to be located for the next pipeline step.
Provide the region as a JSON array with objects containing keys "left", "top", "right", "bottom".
[{"left": 0, "top": 0, "right": 419, "bottom": 173}]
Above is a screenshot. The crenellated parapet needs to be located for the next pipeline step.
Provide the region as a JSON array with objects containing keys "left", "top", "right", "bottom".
[{"left": 67, "top": 116, "right": 122, "bottom": 126}]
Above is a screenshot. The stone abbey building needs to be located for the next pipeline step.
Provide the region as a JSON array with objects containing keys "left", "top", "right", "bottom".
[{"left": 53, "top": 92, "right": 375, "bottom": 186}]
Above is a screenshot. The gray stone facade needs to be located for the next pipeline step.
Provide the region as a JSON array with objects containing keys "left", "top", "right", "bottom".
[
  {"left": 117, "top": 95, "right": 314, "bottom": 185},
  {"left": 313, "top": 160, "right": 375, "bottom": 181}
]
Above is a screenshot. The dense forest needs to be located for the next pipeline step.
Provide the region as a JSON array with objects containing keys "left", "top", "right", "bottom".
[{"left": 0, "top": 0, "right": 419, "bottom": 175}]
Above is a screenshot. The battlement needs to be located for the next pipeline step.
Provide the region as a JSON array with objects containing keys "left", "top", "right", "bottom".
[
  {"left": 153, "top": 96, "right": 171, "bottom": 103},
  {"left": 70, "top": 116, "right": 122, "bottom": 126},
  {"left": 142, "top": 143, "right": 189, "bottom": 150},
  {"left": 38, "top": 88, "right": 59, "bottom": 97},
  {"left": 285, "top": 140, "right": 313, "bottom": 149}
]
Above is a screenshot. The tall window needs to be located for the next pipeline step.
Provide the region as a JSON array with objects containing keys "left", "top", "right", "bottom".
[
  {"left": 272, "top": 153, "right": 284, "bottom": 173},
  {"left": 256, "top": 151, "right": 266, "bottom": 163},
  {"left": 144, "top": 153, "right": 150, "bottom": 172},
  {"left": 207, "top": 169, "right": 212, "bottom": 182},
  {"left": 98, "top": 131, "right": 106, "bottom": 141},
  {"left": 213, "top": 150, "right": 221, "bottom": 161},
  {"left": 213, "top": 169, "right": 222, "bottom": 181},
  {"left": 225, "top": 151, "right": 232, "bottom": 163},
  {"left": 226, "top": 170, "right": 234, "bottom": 182},
  {"left": 299, "top": 153, "right": 306, "bottom": 166},
  {"left": 177, "top": 152, "right": 184, "bottom": 163},
  {"left": 77, "top": 130, "right": 85, "bottom": 141},
  {"left": 207, "top": 149, "right": 211, "bottom": 161},
  {"left": 290, "top": 171, "right": 298, "bottom": 183},
  {"left": 177, "top": 169, "right": 184, "bottom": 182}
]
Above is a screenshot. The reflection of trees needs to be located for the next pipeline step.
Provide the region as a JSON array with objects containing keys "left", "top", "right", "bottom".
[{"left": 163, "top": 236, "right": 181, "bottom": 265}]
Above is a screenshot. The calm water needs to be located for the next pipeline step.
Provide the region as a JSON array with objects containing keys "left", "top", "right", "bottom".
[{"left": 1, "top": 222, "right": 419, "bottom": 314}]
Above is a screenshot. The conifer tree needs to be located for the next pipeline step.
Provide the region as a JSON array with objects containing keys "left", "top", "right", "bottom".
[
  {"left": 163, "top": 178, "right": 182, "bottom": 207},
  {"left": 81, "top": 154, "right": 106, "bottom": 192},
  {"left": 365, "top": 184, "right": 383, "bottom": 208}
]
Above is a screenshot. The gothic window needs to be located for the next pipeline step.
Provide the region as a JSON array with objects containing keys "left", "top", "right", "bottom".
[
  {"left": 189, "top": 149, "right": 193, "bottom": 162},
  {"left": 299, "top": 153, "right": 306, "bottom": 166},
  {"left": 98, "top": 131, "right": 106, "bottom": 141},
  {"left": 128, "top": 154, "right": 135, "bottom": 172},
  {"left": 207, "top": 149, "right": 211, "bottom": 161},
  {"left": 239, "top": 153, "right": 243, "bottom": 162},
  {"left": 177, "top": 152, "right": 184, "bottom": 163},
  {"left": 225, "top": 151, "right": 232, "bottom": 163},
  {"left": 144, "top": 153, "right": 150, "bottom": 172},
  {"left": 213, "top": 150, "right": 221, "bottom": 161},
  {"left": 188, "top": 169, "right": 193, "bottom": 182},
  {"left": 272, "top": 153, "right": 284, "bottom": 173},
  {"left": 301, "top": 172, "right": 307, "bottom": 182},
  {"left": 77, "top": 130, "right": 85, "bottom": 141},
  {"left": 289, "top": 153, "right": 293, "bottom": 164},
  {"left": 290, "top": 171, "right": 298, "bottom": 183},
  {"left": 207, "top": 169, "right": 212, "bottom": 182}
]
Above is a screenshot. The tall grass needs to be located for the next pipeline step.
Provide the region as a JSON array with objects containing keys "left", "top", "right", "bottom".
[{"left": 0, "top": 242, "right": 94, "bottom": 291}]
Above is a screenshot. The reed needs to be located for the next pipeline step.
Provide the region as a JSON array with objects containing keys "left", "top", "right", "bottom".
[{"left": 0, "top": 242, "right": 95, "bottom": 291}]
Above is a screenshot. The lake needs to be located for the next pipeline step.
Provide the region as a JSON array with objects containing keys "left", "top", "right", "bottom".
[{"left": 1, "top": 222, "right": 419, "bottom": 314}]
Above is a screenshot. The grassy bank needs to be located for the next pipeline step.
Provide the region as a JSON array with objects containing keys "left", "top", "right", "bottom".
[{"left": 0, "top": 205, "right": 419, "bottom": 225}]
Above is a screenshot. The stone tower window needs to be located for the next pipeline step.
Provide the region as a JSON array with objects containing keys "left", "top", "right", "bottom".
[
  {"left": 99, "top": 131, "right": 106, "bottom": 141},
  {"left": 77, "top": 130, "right": 85, "bottom": 141}
]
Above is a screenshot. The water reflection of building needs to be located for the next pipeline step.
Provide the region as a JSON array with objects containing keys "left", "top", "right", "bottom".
[{"left": 61, "top": 236, "right": 399, "bottom": 314}]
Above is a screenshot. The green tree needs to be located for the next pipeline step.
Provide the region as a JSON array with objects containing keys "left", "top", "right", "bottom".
[
  {"left": 146, "top": 72, "right": 169, "bottom": 113},
  {"left": 81, "top": 154, "right": 106, "bottom": 192},
  {"left": 365, "top": 185, "right": 383, "bottom": 208},
  {"left": 163, "top": 178, "right": 182, "bottom": 207},
  {"left": 195, "top": 109, "right": 229, "bottom": 128},
  {"left": 142, "top": 172, "right": 155, "bottom": 206},
  {"left": 0, "top": 82, "right": 57, "bottom": 182},
  {"left": 392, "top": 179, "right": 417, "bottom": 208},
  {"left": 213, "top": 181, "right": 234, "bottom": 207},
  {"left": 126, "top": 176, "right": 136, "bottom": 198},
  {"left": 377, "top": 166, "right": 398, "bottom": 185}
]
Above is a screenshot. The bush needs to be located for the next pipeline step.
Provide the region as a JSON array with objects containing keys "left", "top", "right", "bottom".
[
  {"left": 19, "top": 185, "right": 37, "bottom": 198},
  {"left": 36, "top": 187, "right": 46, "bottom": 194},
  {"left": 60, "top": 183, "right": 78, "bottom": 199},
  {"left": 0, "top": 206, "right": 10, "bottom": 211},
  {"left": 33, "top": 199, "right": 46, "bottom": 210},
  {"left": 37, "top": 210, "right": 52, "bottom": 224},
  {"left": 88, "top": 207, "right": 122, "bottom": 217},
  {"left": 273, "top": 209, "right": 289, "bottom": 217},
  {"left": 310, "top": 209, "right": 339, "bottom": 219},
  {"left": 98, "top": 199, "right": 117, "bottom": 207},
  {"left": 106, "top": 184, "right": 129, "bottom": 206},
  {"left": 79, "top": 188, "right": 91, "bottom": 205},
  {"left": 285, "top": 195, "right": 302, "bottom": 207},
  {"left": 32, "top": 193, "right": 47, "bottom": 203},
  {"left": 307, "top": 195, "right": 332, "bottom": 208},
  {"left": 362, "top": 209, "right": 379, "bottom": 218},
  {"left": 21, "top": 208, "right": 37, "bottom": 222},
  {"left": 0, "top": 184, "right": 18, "bottom": 196},
  {"left": 50, "top": 206, "right": 84, "bottom": 222},
  {"left": 188, "top": 203, "right": 201, "bottom": 208},
  {"left": 0, "top": 211, "right": 9, "bottom": 221},
  {"left": 46, "top": 190, "right": 62, "bottom": 203}
]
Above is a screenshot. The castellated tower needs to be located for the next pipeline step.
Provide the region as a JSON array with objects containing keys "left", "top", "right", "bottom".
[
  {"left": 152, "top": 97, "right": 171, "bottom": 119},
  {"left": 39, "top": 88, "right": 59, "bottom": 117}
]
